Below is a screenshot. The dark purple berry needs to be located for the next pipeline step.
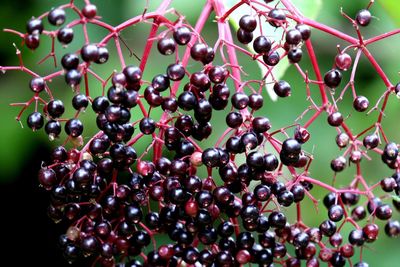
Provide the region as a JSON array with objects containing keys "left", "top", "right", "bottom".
[
  {"left": 355, "top": 9, "right": 372, "bottom": 26},
  {"left": 48, "top": 8, "right": 66, "bottom": 26},
  {"left": 239, "top": 15, "right": 257, "bottom": 32}
]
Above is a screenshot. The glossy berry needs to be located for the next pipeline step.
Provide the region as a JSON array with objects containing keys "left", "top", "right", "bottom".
[
  {"left": 335, "top": 53, "right": 352, "bottom": 71},
  {"left": 363, "top": 134, "right": 379, "bottom": 149},
  {"left": 295, "top": 24, "right": 311, "bottom": 40},
  {"left": 65, "top": 69, "right": 82, "bottom": 86},
  {"left": 353, "top": 96, "right": 369, "bottom": 112},
  {"left": 25, "top": 34, "right": 40, "bottom": 49},
  {"left": 237, "top": 29, "right": 253, "bottom": 44},
  {"left": 81, "top": 44, "right": 99, "bottom": 62},
  {"left": 328, "top": 205, "right": 344, "bottom": 222},
  {"left": 263, "top": 51, "right": 280, "bottom": 66},
  {"left": 268, "top": 9, "right": 286, "bottom": 27},
  {"left": 327, "top": 112, "right": 343, "bottom": 127},
  {"left": 82, "top": 4, "right": 97, "bottom": 19},
  {"left": 208, "top": 66, "right": 227, "bottom": 84},
  {"left": 202, "top": 148, "right": 220, "bottom": 168},
  {"left": 27, "top": 112, "right": 44, "bottom": 130},
  {"left": 324, "top": 69, "right": 342, "bottom": 88},
  {"left": 231, "top": 92, "right": 249, "bottom": 109},
  {"left": 336, "top": 133, "right": 350, "bottom": 148},
  {"left": 57, "top": 27, "right": 74, "bottom": 44},
  {"left": 253, "top": 36, "right": 271, "bottom": 54},
  {"left": 248, "top": 93, "right": 263, "bottom": 110},
  {"left": 190, "top": 43, "right": 208, "bottom": 61},
  {"left": 72, "top": 94, "right": 89, "bottom": 110},
  {"left": 45, "top": 120, "right": 62, "bottom": 138},
  {"left": 173, "top": 26, "right": 191, "bottom": 45},
  {"left": 61, "top": 53, "right": 79, "bottom": 70},
  {"left": 95, "top": 47, "right": 109, "bottom": 64},
  {"left": 152, "top": 74, "right": 170, "bottom": 92},
  {"left": 48, "top": 8, "right": 66, "bottom": 26},
  {"left": 29, "top": 77, "right": 45, "bottom": 93},
  {"left": 47, "top": 99, "right": 65, "bottom": 118},
  {"left": 26, "top": 18, "right": 43, "bottom": 34},
  {"left": 330, "top": 156, "right": 347, "bottom": 172},
  {"left": 274, "top": 80, "right": 291, "bottom": 97},
  {"left": 355, "top": 9, "right": 372, "bottom": 26},
  {"left": 286, "top": 29, "right": 302, "bottom": 45},
  {"left": 65, "top": 118, "right": 83, "bottom": 137},
  {"left": 167, "top": 63, "right": 185, "bottom": 81},
  {"left": 123, "top": 65, "right": 142, "bottom": 84},
  {"left": 157, "top": 37, "right": 176, "bottom": 55},
  {"left": 288, "top": 48, "right": 303, "bottom": 63},
  {"left": 239, "top": 15, "right": 257, "bottom": 32},
  {"left": 226, "top": 112, "right": 243, "bottom": 128},
  {"left": 139, "top": 118, "right": 156, "bottom": 135}
]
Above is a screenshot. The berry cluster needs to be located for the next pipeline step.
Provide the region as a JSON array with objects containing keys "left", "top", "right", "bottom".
[{"left": 3, "top": 0, "right": 400, "bottom": 267}]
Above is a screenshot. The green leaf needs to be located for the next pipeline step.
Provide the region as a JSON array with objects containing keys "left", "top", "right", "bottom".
[
  {"left": 224, "top": 0, "right": 321, "bottom": 101},
  {"left": 379, "top": 0, "right": 400, "bottom": 27}
]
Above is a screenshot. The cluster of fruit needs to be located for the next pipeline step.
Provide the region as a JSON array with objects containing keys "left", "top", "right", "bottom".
[{"left": 4, "top": 1, "right": 400, "bottom": 267}]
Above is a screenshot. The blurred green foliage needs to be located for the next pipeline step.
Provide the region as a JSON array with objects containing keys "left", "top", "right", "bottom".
[{"left": 0, "top": 0, "right": 400, "bottom": 265}]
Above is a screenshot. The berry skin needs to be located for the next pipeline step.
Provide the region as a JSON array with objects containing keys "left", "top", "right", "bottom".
[
  {"left": 268, "top": 9, "right": 286, "bottom": 27},
  {"left": 231, "top": 92, "right": 249, "bottom": 109},
  {"left": 173, "top": 26, "right": 191, "bottom": 45},
  {"left": 288, "top": 48, "right": 303, "bottom": 63},
  {"left": 226, "top": 112, "right": 243, "bottom": 128},
  {"left": 355, "top": 9, "right": 372, "bottom": 26},
  {"left": 208, "top": 66, "right": 227, "bottom": 84},
  {"left": 72, "top": 94, "right": 89, "bottom": 110},
  {"left": 45, "top": 120, "right": 62, "bottom": 139},
  {"left": 327, "top": 112, "right": 343, "bottom": 127},
  {"left": 65, "top": 118, "right": 83, "bottom": 137},
  {"left": 167, "top": 63, "right": 185, "bottom": 81},
  {"left": 47, "top": 99, "right": 65, "bottom": 118},
  {"left": 202, "top": 148, "right": 220, "bottom": 168},
  {"left": 249, "top": 93, "right": 263, "bottom": 110},
  {"left": 295, "top": 24, "right": 311, "bottom": 40},
  {"left": 25, "top": 34, "right": 40, "bottom": 50},
  {"left": 353, "top": 96, "right": 369, "bottom": 112},
  {"left": 239, "top": 15, "right": 257, "bottom": 32},
  {"left": 27, "top": 112, "right": 44, "bottom": 130},
  {"left": 336, "top": 133, "right": 350, "bottom": 148},
  {"left": 324, "top": 69, "right": 342, "bottom": 88},
  {"left": 252, "top": 116, "right": 271, "bottom": 133},
  {"left": 65, "top": 69, "right": 82, "bottom": 87},
  {"left": 38, "top": 168, "right": 58, "bottom": 189},
  {"left": 139, "top": 117, "right": 156, "bottom": 135},
  {"left": 286, "top": 29, "right": 302, "bottom": 45},
  {"left": 190, "top": 43, "right": 208, "bottom": 61},
  {"left": 29, "top": 77, "right": 45, "bottom": 93},
  {"left": 96, "top": 47, "right": 109, "bottom": 64},
  {"left": 263, "top": 51, "right": 280, "bottom": 66},
  {"left": 82, "top": 4, "right": 97, "bottom": 19},
  {"left": 335, "top": 53, "right": 352, "bottom": 71},
  {"left": 363, "top": 134, "right": 379, "bottom": 149},
  {"left": 81, "top": 44, "right": 99, "bottom": 62},
  {"left": 157, "top": 37, "right": 176, "bottom": 55},
  {"left": 253, "top": 36, "right": 271, "bottom": 54},
  {"left": 328, "top": 205, "right": 344, "bottom": 222},
  {"left": 57, "top": 27, "right": 74, "bottom": 44},
  {"left": 330, "top": 156, "right": 347, "bottom": 172},
  {"left": 48, "top": 8, "right": 66, "bottom": 26},
  {"left": 61, "top": 53, "right": 79, "bottom": 70},
  {"left": 274, "top": 80, "right": 291, "bottom": 97},
  {"left": 26, "top": 18, "right": 43, "bottom": 35},
  {"left": 237, "top": 29, "right": 253, "bottom": 44}
]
